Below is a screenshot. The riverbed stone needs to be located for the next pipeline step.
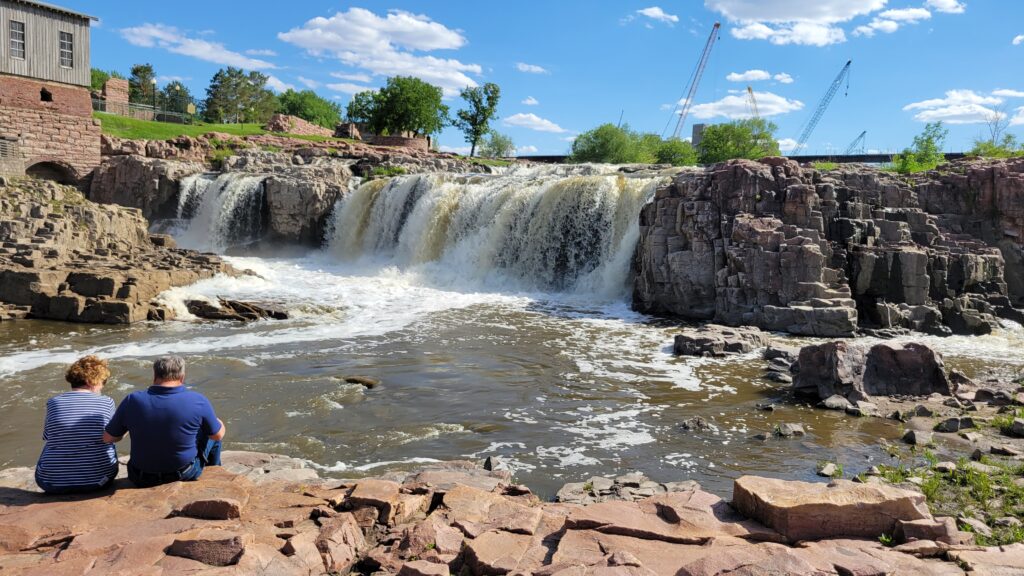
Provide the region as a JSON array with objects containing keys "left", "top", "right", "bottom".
[
  {"left": 732, "top": 475, "right": 931, "bottom": 542},
  {"left": 671, "top": 324, "right": 768, "bottom": 357}
]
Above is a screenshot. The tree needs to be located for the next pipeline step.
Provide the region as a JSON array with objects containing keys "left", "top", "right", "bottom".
[
  {"left": 892, "top": 121, "right": 948, "bottom": 173},
  {"left": 346, "top": 91, "right": 376, "bottom": 124},
  {"left": 201, "top": 67, "right": 279, "bottom": 123},
  {"left": 367, "top": 76, "right": 449, "bottom": 137},
  {"left": 570, "top": 124, "right": 637, "bottom": 163},
  {"left": 478, "top": 130, "right": 515, "bottom": 158},
  {"left": 697, "top": 118, "right": 780, "bottom": 164},
  {"left": 157, "top": 80, "right": 194, "bottom": 114},
  {"left": 970, "top": 134, "right": 1023, "bottom": 159},
  {"left": 277, "top": 89, "right": 342, "bottom": 128},
  {"left": 453, "top": 83, "right": 501, "bottom": 157},
  {"left": 129, "top": 63, "right": 156, "bottom": 104},
  {"left": 985, "top": 106, "right": 1011, "bottom": 145},
  {"left": 655, "top": 138, "right": 698, "bottom": 166}
]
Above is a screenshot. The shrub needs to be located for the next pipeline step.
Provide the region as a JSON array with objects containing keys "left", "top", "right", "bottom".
[
  {"left": 697, "top": 118, "right": 780, "bottom": 164},
  {"left": 891, "top": 122, "right": 948, "bottom": 174}
]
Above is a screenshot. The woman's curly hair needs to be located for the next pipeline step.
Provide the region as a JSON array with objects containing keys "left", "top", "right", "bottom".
[{"left": 65, "top": 355, "right": 110, "bottom": 389}]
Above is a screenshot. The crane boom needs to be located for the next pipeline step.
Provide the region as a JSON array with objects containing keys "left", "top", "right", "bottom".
[
  {"left": 843, "top": 130, "right": 867, "bottom": 155},
  {"left": 746, "top": 86, "right": 760, "bottom": 120},
  {"left": 795, "top": 60, "right": 852, "bottom": 152},
  {"left": 672, "top": 22, "right": 721, "bottom": 139}
]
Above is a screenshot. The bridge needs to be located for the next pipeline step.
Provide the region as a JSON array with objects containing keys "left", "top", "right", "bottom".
[{"left": 515, "top": 153, "right": 968, "bottom": 165}]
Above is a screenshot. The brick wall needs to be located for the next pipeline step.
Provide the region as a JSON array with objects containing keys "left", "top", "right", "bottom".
[
  {"left": 101, "top": 78, "right": 130, "bottom": 117},
  {"left": 368, "top": 135, "right": 430, "bottom": 152},
  {"left": 0, "top": 76, "right": 101, "bottom": 180}
]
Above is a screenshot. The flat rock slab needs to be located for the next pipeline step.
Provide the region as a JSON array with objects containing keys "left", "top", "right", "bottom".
[
  {"left": 732, "top": 475, "right": 930, "bottom": 542},
  {"left": 166, "top": 530, "right": 248, "bottom": 566},
  {"left": 176, "top": 497, "right": 242, "bottom": 520}
]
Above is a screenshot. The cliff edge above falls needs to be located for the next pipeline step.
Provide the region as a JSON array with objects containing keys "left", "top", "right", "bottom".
[
  {"left": 0, "top": 177, "right": 233, "bottom": 323},
  {"left": 633, "top": 157, "right": 1024, "bottom": 337}
]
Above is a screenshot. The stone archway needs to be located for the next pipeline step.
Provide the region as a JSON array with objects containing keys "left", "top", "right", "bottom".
[{"left": 25, "top": 159, "right": 78, "bottom": 184}]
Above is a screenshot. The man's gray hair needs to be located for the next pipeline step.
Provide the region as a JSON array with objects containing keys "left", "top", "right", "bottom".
[{"left": 153, "top": 355, "right": 186, "bottom": 381}]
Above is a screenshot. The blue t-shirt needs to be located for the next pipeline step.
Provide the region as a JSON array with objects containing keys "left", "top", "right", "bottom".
[
  {"left": 36, "top": 391, "right": 118, "bottom": 489},
  {"left": 105, "top": 385, "right": 220, "bottom": 473}
]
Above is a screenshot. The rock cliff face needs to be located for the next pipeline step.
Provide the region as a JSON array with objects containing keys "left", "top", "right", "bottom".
[
  {"left": 0, "top": 178, "right": 232, "bottom": 323},
  {"left": 633, "top": 158, "right": 1021, "bottom": 337}
]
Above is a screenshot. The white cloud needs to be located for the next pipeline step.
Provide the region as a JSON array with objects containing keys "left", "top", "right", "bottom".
[
  {"left": 852, "top": 19, "right": 899, "bottom": 37},
  {"left": 439, "top": 144, "right": 471, "bottom": 154},
  {"left": 266, "top": 75, "right": 294, "bottom": 92},
  {"left": 326, "top": 82, "right": 374, "bottom": 94},
  {"left": 993, "top": 89, "right": 1024, "bottom": 98},
  {"left": 925, "top": 0, "right": 966, "bottom": 14},
  {"left": 331, "top": 72, "right": 373, "bottom": 83},
  {"left": 156, "top": 75, "right": 189, "bottom": 83},
  {"left": 121, "top": 23, "right": 276, "bottom": 69},
  {"left": 878, "top": 8, "right": 931, "bottom": 22},
  {"left": 1014, "top": 35, "right": 1024, "bottom": 46},
  {"left": 1011, "top": 107, "right": 1024, "bottom": 126},
  {"left": 245, "top": 48, "right": 277, "bottom": 57},
  {"left": 732, "top": 21, "right": 846, "bottom": 46},
  {"left": 297, "top": 76, "right": 320, "bottom": 89},
  {"left": 689, "top": 90, "right": 804, "bottom": 119},
  {"left": 777, "top": 138, "right": 798, "bottom": 152},
  {"left": 561, "top": 135, "right": 578, "bottom": 143},
  {"left": 503, "top": 113, "right": 567, "bottom": 133},
  {"left": 706, "top": 0, "right": 886, "bottom": 23},
  {"left": 517, "top": 145, "right": 539, "bottom": 154},
  {"left": 636, "top": 7, "right": 679, "bottom": 25},
  {"left": 278, "top": 8, "right": 479, "bottom": 97},
  {"left": 773, "top": 72, "right": 794, "bottom": 84},
  {"left": 516, "top": 62, "right": 549, "bottom": 74},
  {"left": 903, "top": 89, "right": 1007, "bottom": 124},
  {"left": 522, "top": 96, "right": 539, "bottom": 106},
  {"left": 726, "top": 69, "right": 771, "bottom": 82}
]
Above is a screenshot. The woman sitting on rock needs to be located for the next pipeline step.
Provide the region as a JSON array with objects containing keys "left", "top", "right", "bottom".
[{"left": 35, "top": 355, "right": 119, "bottom": 494}]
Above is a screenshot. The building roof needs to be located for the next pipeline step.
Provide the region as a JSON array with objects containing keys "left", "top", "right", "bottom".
[{"left": 7, "top": 0, "right": 97, "bottom": 21}]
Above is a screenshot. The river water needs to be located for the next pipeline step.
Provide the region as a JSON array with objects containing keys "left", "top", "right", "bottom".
[{"left": 1, "top": 165, "right": 1022, "bottom": 497}]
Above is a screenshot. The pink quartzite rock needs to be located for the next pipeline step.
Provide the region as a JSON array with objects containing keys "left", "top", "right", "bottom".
[
  {"left": 176, "top": 498, "right": 242, "bottom": 520},
  {"left": 731, "top": 476, "right": 930, "bottom": 542}
]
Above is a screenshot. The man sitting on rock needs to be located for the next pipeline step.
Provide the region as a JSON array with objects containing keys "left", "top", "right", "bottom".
[{"left": 103, "top": 355, "right": 226, "bottom": 487}]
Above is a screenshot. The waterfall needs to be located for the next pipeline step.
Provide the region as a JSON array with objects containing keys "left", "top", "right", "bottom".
[
  {"left": 174, "top": 173, "right": 268, "bottom": 252},
  {"left": 327, "top": 165, "right": 665, "bottom": 298}
]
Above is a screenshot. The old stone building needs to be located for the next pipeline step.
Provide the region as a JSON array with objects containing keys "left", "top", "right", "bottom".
[{"left": 0, "top": 0, "right": 99, "bottom": 182}]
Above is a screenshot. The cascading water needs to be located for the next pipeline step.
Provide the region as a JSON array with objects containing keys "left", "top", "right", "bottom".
[
  {"left": 327, "top": 165, "right": 666, "bottom": 298},
  {"left": 174, "top": 172, "right": 268, "bottom": 252}
]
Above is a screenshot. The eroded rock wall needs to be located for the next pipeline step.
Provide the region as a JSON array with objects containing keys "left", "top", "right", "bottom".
[{"left": 633, "top": 158, "right": 1020, "bottom": 337}]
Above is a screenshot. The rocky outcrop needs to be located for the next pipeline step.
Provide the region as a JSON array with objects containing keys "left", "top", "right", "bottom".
[
  {"left": 672, "top": 324, "right": 768, "bottom": 357},
  {"left": 264, "top": 113, "right": 334, "bottom": 137},
  {"left": 633, "top": 158, "right": 1021, "bottom": 337},
  {"left": 792, "top": 340, "right": 953, "bottom": 402},
  {"left": 0, "top": 452, "right": 993, "bottom": 575},
  {"left": 0, "top": 178, "right": 232, "bottom": 323},
  {"left": 88, "top": 154, "right": 207, "bottom": 220}
]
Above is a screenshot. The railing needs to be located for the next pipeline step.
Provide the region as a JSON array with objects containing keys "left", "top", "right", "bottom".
[
  {"left": 92, "top": 99, "right": 192, "bottom": 124},
  {"left": 0, "top": 136, "right": 19, "bottom": 159}
]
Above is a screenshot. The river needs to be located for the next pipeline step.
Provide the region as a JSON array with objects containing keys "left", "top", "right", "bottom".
[{"left": 1, "top": 165, "right": 1022, "bottom": 497}]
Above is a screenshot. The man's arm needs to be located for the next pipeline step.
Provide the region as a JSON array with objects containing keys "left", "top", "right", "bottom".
[
  {"left": 102, "top": 431, "right": 124, "bottom": 444},
  {"left": 209, "top": 418, "right": 226, "bottom": 441}
]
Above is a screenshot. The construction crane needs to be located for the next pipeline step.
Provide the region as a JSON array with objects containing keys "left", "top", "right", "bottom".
[
  {"left": 795, "top": 60, "right": 852, "bottom": 152},
  {"left": 670, "top": 22, "right": 721, "bottom": 139},
  {"left": 844, "top": 131, "right": 867, "bottom": 155},
  {"left": 746, "top": 86, "right": 760, "bottom": 120}
]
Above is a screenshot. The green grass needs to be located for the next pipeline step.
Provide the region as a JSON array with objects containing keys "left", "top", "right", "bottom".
[
  {"left": 471, "top": 157, "right": 513, "bottom": 167},
  {"left": 992, "top": 409, "right": 1024, "bottom": 435},
  {"left": 812, "top": 161, "right": 838, "bottom": 171},
  {"left": 94, "top": 112, "right": 358, "bottom": 146},
  {"left": 371, "top": 165, "right": 407, "bottom": 178}
]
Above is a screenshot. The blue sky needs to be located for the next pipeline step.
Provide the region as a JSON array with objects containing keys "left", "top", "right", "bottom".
[{"left": 68, "top": 0, "right": 1024, "bottom": 155}]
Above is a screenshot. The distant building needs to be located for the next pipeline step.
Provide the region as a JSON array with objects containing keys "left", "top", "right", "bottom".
[
  {"left": 692, "top": 124, "right": 706, "bottom": 149},
  {"left": 0, "top": 0, "right": 100, "bottom": 182}
]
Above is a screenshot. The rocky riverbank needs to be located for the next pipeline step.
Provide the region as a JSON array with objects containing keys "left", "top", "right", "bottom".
[
  {"left": 633, "top": 157, "right": 1024, "bottom": 338},
  {"left": 2, "top": 450, "right": 1023, "bottom": 575},
  {"left": 0, "top": 177, "right": 234, "bottom": 323}
]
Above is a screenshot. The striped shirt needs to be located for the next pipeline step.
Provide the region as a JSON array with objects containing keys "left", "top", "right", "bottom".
[{"left": 36, "top": 391, "right": 118, "bottom": 489}]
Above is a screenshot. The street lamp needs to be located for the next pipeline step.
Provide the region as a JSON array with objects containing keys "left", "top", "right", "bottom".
[{"left": 151, "top": 78, "right": 157, "bottom": 118}]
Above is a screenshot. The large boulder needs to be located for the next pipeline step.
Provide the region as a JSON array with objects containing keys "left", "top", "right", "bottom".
[
  {"left": 672, "top": 324, "right": 768, "bottom": 357},
  {"left": 732, "top": 475, "right": 931, "bottom": 542},
  {"left": 792, "top": 340, "right": 952, "bottom": 401},
  {"left": 89, "top": 154, "right": 207, "bottom": 219}
]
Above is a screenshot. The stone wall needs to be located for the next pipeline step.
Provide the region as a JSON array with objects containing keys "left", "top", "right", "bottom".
[
  {"left": 633, "top": 158, "right": 1019, "bottom": 337},
  {"left": 100, "top": 77, "right": 130, "bottom": 116},
  {"left": 264, "top": 114, "right": 334, "bottom": 137},
  {"left": 0, "top": 75, "right": 101, "bottom": 180},
  {"left": 368, "top": 134, "right": 430, "bottom": 152}
]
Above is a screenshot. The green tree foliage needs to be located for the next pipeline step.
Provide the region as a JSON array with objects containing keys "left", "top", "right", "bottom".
[
  {"left": 970, "top": 134, "right": 1023, "bottom": 159},
  {"left": 157, "top": 80, "right": 194, "bottom": 114},
  {"left": 478, "top": 130, "right": 515, "bottom": 158},
  {"left": 453, "top": 83, "right": 501, "bottom": 157},
  {"left": 90, "top": 68, "right": 124, "bottom": 92},
  {"left": 128, "top": 63, "right": 156, "bottom": 104},
  {"left": 570, "top": 124, "right": 697, "bottom": 166},
  {"left": 345, "top": 91, "right": 376, "bottom": 124},
  {"left": 892, "top": 122, "right": 948, "bottom": 173},
  {"left": 277, "top": 89, "right": 342, "bottom": 128},
  {"left": 367, "top": 76, "right": 449, "bottom": 137},
  {"left": 201, "top": 68, "right": 279, "bottom": 123},
  {"left": 696, "top": 118, "right": 780, "bottom": 164}
]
